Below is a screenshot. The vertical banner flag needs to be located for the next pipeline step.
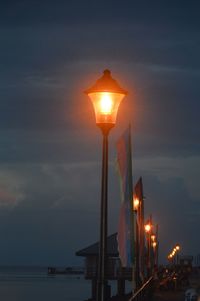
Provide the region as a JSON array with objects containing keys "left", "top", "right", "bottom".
[
  {"left": 134, "top": 177, "right": 145, "bottom": 281},
  {"left": 116, "top": 125, "right": 134, "bottom": 267}
]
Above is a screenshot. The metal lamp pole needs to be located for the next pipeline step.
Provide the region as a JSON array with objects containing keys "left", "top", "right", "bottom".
[
  {"left": 97, "top": 124, "right": 112, "bottom": 301},
  {"left": 145, "top": 218, "right": 152, "bottom": 278},
  {"left": 133, "top": 197, "right": 140, "bottom": 290}
]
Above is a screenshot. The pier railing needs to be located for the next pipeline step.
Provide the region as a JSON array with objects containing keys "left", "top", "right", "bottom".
[{"left": 128, "top": 276, "right": 154, "bottom": 301}]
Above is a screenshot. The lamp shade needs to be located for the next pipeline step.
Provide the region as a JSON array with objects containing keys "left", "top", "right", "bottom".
[{"left": 85, "top": 70, "right": 127, "bottom": 126}]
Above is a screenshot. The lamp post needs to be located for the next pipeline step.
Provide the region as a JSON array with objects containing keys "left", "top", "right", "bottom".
[
  {"left": 144, "top": 220, "right": 152, "bottom": 277},
  {"left": 133, "top": 197, "right": 140, "bottom": 212},
  {"left": 133, "top": 196, "right": 140, "bottom": 289},
  {"left": 175, "top": 244, "right": 180, "bottom": 265},
  {"left": 155, "top": 224, "right": 159, "bottom": 268},
  {"left": 85, "top": 70, "right": 127, "bottom": 301},
  {"left": 151, "top": 234, "right": 156, "bottom": 268},
  {"left": 152, "top": 240, "right": 157, "bottom": 267}
]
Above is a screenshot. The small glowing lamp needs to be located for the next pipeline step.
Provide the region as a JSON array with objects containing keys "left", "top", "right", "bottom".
[
  {"left": 176, "top": 245, "right": 180, "bottom": 251},
  {"left": 151, "top": 234, "right": 156, "bottom": 242},
  {"left": 144, "top": 223, "right": 151, "bottom": 233},
  {"left": 152, "top": 241, "right": 157, "bottom": 248},
  {"left": 133, "top": 197, "right": 140, "bottom": 211},
  {"left": 85, "top": 70, "right": 127, "bottom": 130}
]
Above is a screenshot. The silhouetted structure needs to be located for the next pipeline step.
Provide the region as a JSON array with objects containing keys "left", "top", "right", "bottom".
[
  {"left": 76, "top": 233, "right": 132, "bottom": 300},
  {"left": 179, "top": 255, "right": 193, "bottom": 267}
]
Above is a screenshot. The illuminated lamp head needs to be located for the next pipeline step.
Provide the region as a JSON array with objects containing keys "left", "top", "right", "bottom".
[
  {"left": 85, "top": 70, "right": 127, "bottom": 133},
  {"left": 144, "top": 223, "right": 151, "bottom": 233},
  {"left": 152, "top": 241, "right": 157, "bottom": 249},
  {"left": 133, "top": 196, "right": 140, "bottom": 211}
]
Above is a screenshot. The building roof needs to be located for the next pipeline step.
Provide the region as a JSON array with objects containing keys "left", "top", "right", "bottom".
[{"left": 76, "top": 233, "right": 119, "bottom": 257}]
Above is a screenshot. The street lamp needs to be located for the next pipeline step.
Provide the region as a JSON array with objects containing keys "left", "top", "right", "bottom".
[
  {"left": 175, "top": 244, "right": 180, "bottom": 265},
  {"left": 133, "top": 195, "right": 140, "bottom": 289},
  {"left": 151, "top": 234, "right": 156, "bottom": 243},
  {"left": 144, "top": 221, "right": 152, "bottom": 277},
  {"left": 152, "top": 241, "right": 157, "bottom": 249},
  {"left": 85, "top": 70, "right": 127, "bottom": 301},
  {"left": 144, "top": 223, "right": 151, "bottom": 233},
  {"left": 133, "top": 196, "right": 140, "bottom": 212}
]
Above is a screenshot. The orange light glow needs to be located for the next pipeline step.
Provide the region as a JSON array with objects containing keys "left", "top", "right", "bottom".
[
  {"left": 85, "top": 70, "right": 127, "bottom": 126},
  {"left": 151, "top": 234, "right": 156, "bottom": 242},
  {"left": 144, "top": 224, "right": 151, "bottom": 233},
  {"left": 99, "top": 93, "right": 113, "bottom": 114},
  {"left": 152, "top": 241, "right": 157, "bottom": 248},
  {"left": 176, "top": 245, "right": 180, "bottom": 251},
  {"left": 88, "top": 92, "right": 124, "bottom": 124},
  {"left": 133, "top": 197, "right": 140, "bottom": 211}
]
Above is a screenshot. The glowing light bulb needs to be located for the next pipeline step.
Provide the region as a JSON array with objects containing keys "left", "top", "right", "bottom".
[
  {"left": 99, "top": 93, "right": 113, "bottom": 114},
  {"left": 145, "top": 224, "right": 151, "bottom": 233},
  {"left": 152, "top": 241, "right": 157, "bottom": 248},
  {"left": 133, "top": 197, "right": 140, "bottom": 211}
]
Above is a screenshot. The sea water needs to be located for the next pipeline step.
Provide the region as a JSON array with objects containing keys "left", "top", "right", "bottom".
[
  {"left": 0, "top": 266, "right": 132, "bottom": 301},
  {"left": 0, "top": 266, "right": 91, "bottom": 301}
]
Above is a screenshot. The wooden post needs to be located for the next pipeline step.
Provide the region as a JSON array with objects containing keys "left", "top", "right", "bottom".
[
  {"left": 92, "top": 278, "right": 97, "bottom": 300},
  {"left": 117, "top": 279, "right": 125, "bottom": 296}
]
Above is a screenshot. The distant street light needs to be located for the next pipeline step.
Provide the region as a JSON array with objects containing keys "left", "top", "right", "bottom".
[
  {"left": 133, "top": 197, "right": 140, "bottom": 212},
  {"left": 85, "top": 69, "right": 127, "bottom": 301},
  {"left": 167, "top": 244, "right": 181, "bottom": 266},
  {"left": 151, "top": 234, "right": 156, "bottom": 243},
  {"left": 152, "top": 241, "right": 157, "bottom": 249},
  {"left": 133, "top": 195, "right": 140, "bottom": 289},
  {"left": 144, "top": 220, "right": 152, "bottom": 277},
  {"left": 144, "top": 223, "right": 151, "bottom": 233},
  {"left": 175, "top": 244, "right": 180, "bottom": 265}
]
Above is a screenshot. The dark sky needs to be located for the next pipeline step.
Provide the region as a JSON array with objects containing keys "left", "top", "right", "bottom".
[{"left": 0, "top": 0, "right": 200, "bottom": 266}]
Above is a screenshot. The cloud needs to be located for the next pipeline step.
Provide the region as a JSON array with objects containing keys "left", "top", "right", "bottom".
[
  {"left": 0, "top": 18, "right": 199, "bottom": 163},
  {"left": 133, "top": 155, "right": 200, "bottom": 199},
  {"left": 0, "top": 169, "right": 25, "bottom": 208},
  {"left": 0, "top": 145, "right": 199, "bottom": 264},
  {"left": 0, "top": 187, "right": 19, "bottom": 207}
]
